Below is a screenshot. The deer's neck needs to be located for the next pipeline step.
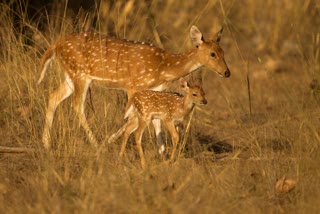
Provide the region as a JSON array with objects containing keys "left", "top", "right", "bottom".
[
  {"left": 177, "top": 95, "right": 195, "bottom": 119},
  {"left": 184, "top": 95, "right": 195, "bottom": 110},
  {"left": 161, "top": 49, "right": 202, "bottom": 81}
]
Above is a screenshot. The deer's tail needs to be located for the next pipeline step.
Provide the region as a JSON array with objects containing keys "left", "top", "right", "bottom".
[{"left": 37, "top": 46, "right": 56, "bottom": 85}]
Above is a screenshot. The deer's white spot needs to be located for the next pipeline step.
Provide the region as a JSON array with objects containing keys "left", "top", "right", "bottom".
[{"left": 147, "top": 78, "right": 155, "bottom": 84}]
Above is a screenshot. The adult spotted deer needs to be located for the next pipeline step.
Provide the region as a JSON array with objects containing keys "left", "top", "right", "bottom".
[
  {"left": 112, "top": 78, "right": 207, "bottom": 169},
  {"left": 37, "top": 25, "right": 230, "bottom": 149}
]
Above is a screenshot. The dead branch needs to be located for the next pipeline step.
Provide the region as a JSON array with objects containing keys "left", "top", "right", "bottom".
[{"left": 0, "top": 146, "right": 34, "bottom": 153}]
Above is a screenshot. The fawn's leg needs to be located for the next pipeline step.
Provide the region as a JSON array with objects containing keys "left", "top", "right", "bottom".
[
  {"left": 135, "top": 119, "right": 147, "bottom": 169},
  {"left": 71, "top": 78, "right": 98, "bottom": 147},
  {"left": 42, "top": 75, "right": 74, "bottom": 149},
  {"left": 119, "top": 117, "right": 138, "bottom": 159},
  {"left": 164, "top": 121, "right": 179, "bottom": 161}
]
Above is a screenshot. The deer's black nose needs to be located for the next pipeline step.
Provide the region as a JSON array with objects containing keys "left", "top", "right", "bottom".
[
  {"left": 224, "top": 69, "right": 231, "bottom": 78},
  {"left": 202, "top": 99, "right": 208, "bottom": 105}
]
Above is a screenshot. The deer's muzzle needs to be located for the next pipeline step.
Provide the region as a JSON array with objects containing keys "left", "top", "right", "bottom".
[
  {"left": 202, "top": 99, "right": 208, "bottom": 105},
  {"left": 224, "top": 69, "right": 231, "bottom": 78}
]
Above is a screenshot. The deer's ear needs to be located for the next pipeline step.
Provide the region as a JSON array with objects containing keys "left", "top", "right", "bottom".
[
  {"left": 180, "top": 78, "right": 188, "bottom": 88},
  {"left": 194, "top": 78, "right": 202, "bottom": 87},
  {"left": 213, "top": 27, "right": 223, "bottom": 43},
  {"left": 190, "top": 25, "right": 204, "bottom": 48}
]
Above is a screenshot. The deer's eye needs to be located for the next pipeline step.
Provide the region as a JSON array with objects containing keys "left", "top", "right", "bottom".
[
  {"left": 210, "top": 52, "right": 216, "bottom": 58},
  {"left": 192, "top": 93, "right": 197, "bottom": 97}
]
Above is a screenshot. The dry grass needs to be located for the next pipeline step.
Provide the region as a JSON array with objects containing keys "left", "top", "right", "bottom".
[{"left": 1, "top": 0, "right": 320, "bottom": 213}]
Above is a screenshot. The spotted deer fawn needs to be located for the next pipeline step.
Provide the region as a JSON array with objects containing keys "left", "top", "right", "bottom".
[
  {"left": 37, "top": 25, "right": 230, "bottom": 149},
  {"left": 112, "top": 78, "right": 207, "bottom": 169}
]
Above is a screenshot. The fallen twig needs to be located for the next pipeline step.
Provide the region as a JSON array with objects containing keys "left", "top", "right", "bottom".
[{"left": 0, "top": 146, "right": 34, "bottom": 153}]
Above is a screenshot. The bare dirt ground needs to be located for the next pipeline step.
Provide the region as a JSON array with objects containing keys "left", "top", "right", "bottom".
[{"left": 1, "top": 0, "right": 320, "bottom": 213}]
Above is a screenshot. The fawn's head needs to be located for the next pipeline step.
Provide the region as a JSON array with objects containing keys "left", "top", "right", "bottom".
[
  {"left": 190, "top": 26, "right": 230, "bottom": 78},
  {"left": 180, "top": 78, "right": 207, "bottom": 105}
]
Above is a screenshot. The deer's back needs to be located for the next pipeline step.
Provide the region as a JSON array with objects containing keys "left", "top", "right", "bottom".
[
  {"left": 53, "top": 32, "right": 167, "bottom": 90},
  {"left": 133, "top": 90, "right": 184, "bottom": 120}
]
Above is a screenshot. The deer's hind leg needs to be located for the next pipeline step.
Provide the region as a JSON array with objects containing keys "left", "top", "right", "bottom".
[
  {"left": 71, "top": 77, "right": 98, "bottom": 147},
  {"left": 42, "top": 75, "right": 74, "bottom": 149}
]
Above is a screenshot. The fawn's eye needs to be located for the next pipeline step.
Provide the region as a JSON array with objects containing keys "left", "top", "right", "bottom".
[
  {"left": 210, "top": 52, "right": 216, "bottom": 58},
  {"left": 192, "top": 93, "right": 197, "bottom": 97}
]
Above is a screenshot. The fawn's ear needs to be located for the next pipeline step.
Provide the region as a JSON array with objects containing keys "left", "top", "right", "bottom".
[
  {"left": 180, "top": 78, "right": 188, "bottom": 89},
  {"left": 190, "top": 25, "right": 204, "bottom": 48},
  {"left": 213, "top": 27, "right": 223, "bottom": 43},
  {"left": 193, "top": 79, "right": 202, "bottom": 87}
]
